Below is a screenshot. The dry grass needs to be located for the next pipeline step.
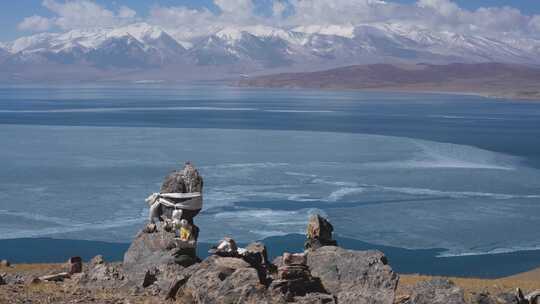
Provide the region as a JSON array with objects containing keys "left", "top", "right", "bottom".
[
  {"left": 3, "top": 263, "right": 540, "bottom": 303},
  {"left": 0, "top": 263, "right": 64, "bottom": 274},
  {"left": 398, "top": 270, "right": 540, "bottom": 302}
]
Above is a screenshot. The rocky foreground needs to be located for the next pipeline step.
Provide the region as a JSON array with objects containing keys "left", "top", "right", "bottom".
[{"left": 1, "top": 219, "right": 540, "bottom": 304}]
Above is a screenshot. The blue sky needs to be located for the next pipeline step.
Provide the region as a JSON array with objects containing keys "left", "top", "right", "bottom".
[{"left": 2, "top": 0, "right": 540, "bottom": 42}]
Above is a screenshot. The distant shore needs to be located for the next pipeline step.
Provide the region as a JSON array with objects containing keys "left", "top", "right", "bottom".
[
  {"left": 237, "top": 63, "right": 540, "bottom": 102},
  {"left": 3, "top": 235, "right": 540, "bottom": 279}
]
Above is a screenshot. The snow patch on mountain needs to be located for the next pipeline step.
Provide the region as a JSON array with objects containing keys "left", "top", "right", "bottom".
[
  {"left": 293, "top": 25, "right": 356, "bottom": 39},
  {"left": 2, "top": 21, "right": 540, "bottom": 79}
]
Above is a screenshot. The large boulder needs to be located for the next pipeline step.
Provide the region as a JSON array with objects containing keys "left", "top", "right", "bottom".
[
  {"left": 305, "top": 214, "right": 337, "bottom": 250},
  {"left": 124, "top": 229, "right": 176, "bottom": 273},
  {"left": 177, "top": 256, "right": 284, "bottom": 304},
  {"left": 472, "top": 292, "right": 519, "bottom": 304},
  {"left": 306, "top": 246, "right": 398, "bottom": 304},
  {"left": 123, "top": 229, "right": 196, "bottom": 282},
  {"left": 404, "top": 279, "right": 466, "bottom": 304}
]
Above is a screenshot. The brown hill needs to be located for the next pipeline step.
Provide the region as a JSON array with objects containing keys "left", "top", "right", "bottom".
[{"left": 238, "top": 63, "right": 540, "bottom": 101}]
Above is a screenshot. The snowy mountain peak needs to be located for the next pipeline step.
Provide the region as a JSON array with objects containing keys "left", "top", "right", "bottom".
[
  {"left": 108, "top": 23, "right": 167, "bottom": 42},
  {"left": 293, "top": 24, "right": 356, "bottom": 39},
  {"left": 2, "top": 21, "right": 540, "bottom": 81}
]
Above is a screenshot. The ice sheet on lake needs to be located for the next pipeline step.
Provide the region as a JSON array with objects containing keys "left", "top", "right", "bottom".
[{"left": 0, "top": 125, "right": 539, "bottom": 256}]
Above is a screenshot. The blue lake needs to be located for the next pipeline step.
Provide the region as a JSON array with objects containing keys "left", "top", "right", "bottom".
[{"left": 1, "top": 85, "right": 539, "bottom": 259}]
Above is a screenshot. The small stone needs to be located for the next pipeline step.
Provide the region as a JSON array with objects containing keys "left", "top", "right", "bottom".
[
  {"left": 67, "top": 256, "right": 83, "bottom": 274},
  {"left": 26, "top": 277, "right": 41, "bottom": 285},
  {"left": 0, "top": 274, "right": 5, "bottom": 286},
  {"left": 89, "top": 255, "right": 104, "bottom": 267},
  {"left": 142, "top": 268, "right": 158, "bottom": 288},
  {"left": 39, "top": 272, "right": 70, "bottom": 282},
  {"left": 0, "top": 260, "right": 10, "bottom": 267},
  {"left": 305, "top": 214, "right": 338, "bottom": 250},
  {"left": 406, "top": 279, "right": 466, "bottom": 304},
  {"left": 143, "top": 223, "right": 157, "bottom": 234},
  {"left": 283, "top": 252, "right": 307, "bottom": 266},
  {"left": 278, "top": 265, "right": 311, "bottom": 280}
]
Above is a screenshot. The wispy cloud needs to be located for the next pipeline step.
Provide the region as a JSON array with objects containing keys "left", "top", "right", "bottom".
[
  {"left": 18, "top": 15, "right": 53, "bottom": 32},
  {"left": 15, "top": 0, "right": 540, "bottom": 39},
  {"left": 18, "top": 0, "right": 137, "bottom": 32}
]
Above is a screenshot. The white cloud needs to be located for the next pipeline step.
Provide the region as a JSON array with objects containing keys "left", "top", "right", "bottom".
[
  {"left": 148, "top": 5, "right": 219, "bottom": 39},
  {"left": 417, "top": 0, "right": 460, "bottom": 18},
  {"left": 118, "top": 6, "right": 137, "bottom": 19},
  {"left": 272, "top": 1, "right": 287, "bottom": 18},
  {"left": 530, "top": 16, "right": 540, "bottom": 32},
  {"left": 17, "top": 15, "right": 53, "bottom": 32},
  {"left": 17, "top": 0, "right": 137, "bottom": 33},
  {"left": 14, "top": 0, "right": 540, "bottom": 39},
  {"left": 214, "top": 0, "right": 253, "bottom": 14}
]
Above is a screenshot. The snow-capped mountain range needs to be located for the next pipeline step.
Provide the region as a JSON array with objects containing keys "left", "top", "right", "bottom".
[{"left": 1, "top": 22, "right": 540, "bottom": 82}]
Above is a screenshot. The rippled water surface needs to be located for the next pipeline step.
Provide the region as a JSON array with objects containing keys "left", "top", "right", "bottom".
[{"left": 1, "top": 85, "right": 539, "bottom": 257}]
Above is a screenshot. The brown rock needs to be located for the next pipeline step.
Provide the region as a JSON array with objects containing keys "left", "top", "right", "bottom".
[
  {"left": 278, "top": 265, "right": 311, "bottom": 280},
  {"left": 0, "top": 259, "right": 10, "bottom": 267},
  {"left": 283, "top": 252, "right": 307, "bottom": 266},
  {"left": 305, "top": 214, "right": 338, "bottom": 250},
  {"left": 404, "top": 279, "right": 466, "bottom": 304},
  {"left": 307, "top": 246, "right": 398, "bottom": 304},
  {"left": 67, "top": 256, "right": 83, "bottom": 274},
  {"left": 26, "top": 277, "right": 41, "bottom": 285},
  {"left": 180, "top": 255, "right": 275, "bottom": 304}
]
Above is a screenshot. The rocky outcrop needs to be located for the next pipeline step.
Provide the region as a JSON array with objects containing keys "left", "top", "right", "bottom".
[
  {"left": 117, "top": 212, "right": 403, "bottom": 303},
  {"left": 307, "top": 246, "right": 398, "bottom": 304},
  {"left": 402, "top": 279, "right": 466, "bottom": 304},
  {"left": 123, "top": 228, "right": 184, "bottom": 280},
  {"left": 471, "top": 292, "right": 519, "bottom": 304},
  {"left": 177, "top": 256, "right": 278, "bottom": 304},
  {"left": 305, "top": 214, "right": 338, "bottom": 250}
]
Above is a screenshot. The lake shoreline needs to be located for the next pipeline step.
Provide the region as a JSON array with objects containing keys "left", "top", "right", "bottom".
[{"left": 3, "top": 235, "right": 540, "bottom": 279}]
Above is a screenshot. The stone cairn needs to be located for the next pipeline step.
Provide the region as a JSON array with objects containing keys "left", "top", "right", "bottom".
[
  {"left": 144, "top": 162, "right": 203, "bottom": 266},
  {"left": 304, "top": 213, "right": 338, "bottom": 250}
]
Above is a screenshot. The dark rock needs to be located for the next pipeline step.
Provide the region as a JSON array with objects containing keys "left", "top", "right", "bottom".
[
  {"left": 294, "top": 293, "right": 336, "bottom": 304},
  {"left": 67, "top": 256, "right": 83, "bottom": 274},
  {"left": 157, "top": 162, "right": 204, "bottom": 222},
  {"left": 472, "top": 292, "right": 498, "bottom": 304},
  {"left": 245, "top": 242, "right": 270, "bottom": 265},
  {"left": 143, "top": 223, "right": 157, "bottom": 233},
  {"left": 160, "top": 162, "right": 203, "bottom": 194},
  {"left": 26, "top": 277, "right": 41, "bottom": 285},
  {"left": 270, "top": 277, "right": 327, "bottom": 300},
  {"left": 3, "top": 273, "right": 24, "bottom": 285},
  {"left": 84, "top": 261, "right": 124, "bottom": 283},
  {"left": 497, "top": 292, "right": 520, "bottom": 304},
  {"left": 278, "top": 265, "right": 311, "bottom": 280},
  {"left": 0, "top": 273, "right": 5, "bottom": 285},
  {"left": 305, "top": 214, "right": 337, "bottom": 250},
  {"left": 283, "top": 252, "right": 307, "bottom": 266},
  {"left": 165, "top": 273, "right": 191, "bottom": 300},
  {"left": 405, "top": 279, "right": 466, "bottom": 304},
  {"left": 142, "top": 268, "right": 158, "bottom": 288},
  {"left": 123, "top": 228, "right": 181, "bottom": 280},
  {"left": 307, "top": 246, "right": 398, "bottom": 304},
  {"left": 179, "top": 256, "right": 278, "bottom": 304},
  {"left": 243, "top": 242, "right": 274, "bottom": 284},
  {"left": 471, "top": 291, "right": 522, "bottom": 304},
  {"left": 522, "top": 289, "right": 540, "bottom": 304},
  {"left": 0, "top": 259, "right": 10, "bottom": 267}
]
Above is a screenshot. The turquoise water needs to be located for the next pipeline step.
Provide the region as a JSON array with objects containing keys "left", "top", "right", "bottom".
[{"left": 0, "top": 85, "right": 539, "bottom": 258}]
